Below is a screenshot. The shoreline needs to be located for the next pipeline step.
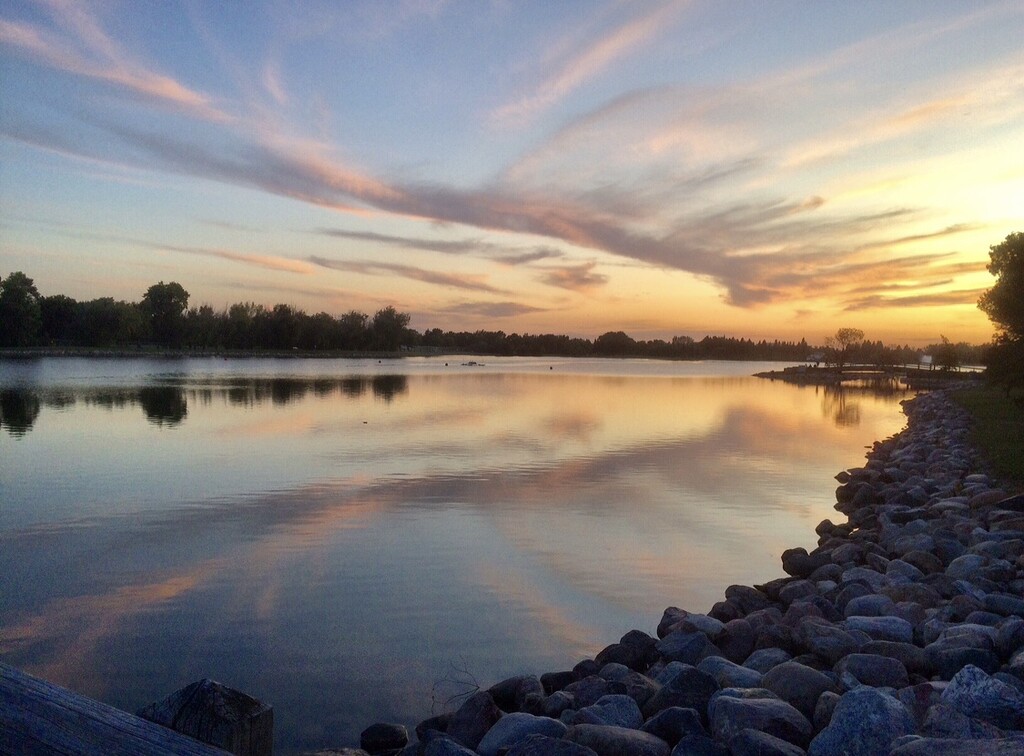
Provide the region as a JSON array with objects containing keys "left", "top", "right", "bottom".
[{"left": 342, "top": 387, "right": 1024, "bottom": 756}]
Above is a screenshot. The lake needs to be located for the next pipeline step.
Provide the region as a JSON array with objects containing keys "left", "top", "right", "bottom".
[{"left": 0, "top": 356, "right": 912, "bottom": 752}]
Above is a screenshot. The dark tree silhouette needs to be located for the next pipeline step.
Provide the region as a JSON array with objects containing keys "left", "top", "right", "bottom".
[
  {"left": 0, "top": 272, "right": 42, "bottom": 347},
  {"left": 371, "top": 306, "right": 411, "bottom": 351},
  {"left": 141, "top": 281, "right": 189, "bottom": 346}
]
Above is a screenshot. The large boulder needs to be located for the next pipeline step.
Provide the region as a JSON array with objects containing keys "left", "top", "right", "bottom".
[
  {"left": 709, "top": 695, "right": 812, "bottom": 748},
  {"left": 728, "top": 728, "right": 807, "bottom": 756},
  {"left": 569, "top": 695, "right": 642, "bottom": 729},
  {"left": 564, "top": 724, "right": 670, "bottom": 756},
  {"left": 446, "top": 691, "right": 503, "bottom": 751},
  {"left": 761, "top": 661, "right": 837, "bottom": 721},
  {"left": 834, "top": 653, "right": 909, "bottom": 689},
  {"left": 642, "top": 665, "right": 718, "bottom": 720},
  {"left": 639, "top": 707, "right": 704, "bottom": 748},
  {"left": 476, "top": 713, "right": 567, "bottom": 756},
  {"left": 940, "top": 664, "right": 1024, "bottom": 729},
  {"left": 504, "top": 734, "right": 600, "bottom": 756},
  {"left": 808, "top": 687, "right": 915, "bottom": 756}
]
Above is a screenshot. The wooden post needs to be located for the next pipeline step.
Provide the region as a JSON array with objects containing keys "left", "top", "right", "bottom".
[
  {"left": 137, "top": 679, "right": 273, "bottom": 756},
  {"left": 0, "top": 662, "right": 230, "bottom": 756}
]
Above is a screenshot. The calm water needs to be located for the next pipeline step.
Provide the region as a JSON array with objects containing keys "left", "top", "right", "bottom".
[{"left": 0, "top": 356, "right": 912, "bottom": 751}]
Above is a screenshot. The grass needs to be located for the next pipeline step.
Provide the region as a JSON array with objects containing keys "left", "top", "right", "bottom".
[{"left": 953, "top": 385, "right": 1024, "bottom": 491}]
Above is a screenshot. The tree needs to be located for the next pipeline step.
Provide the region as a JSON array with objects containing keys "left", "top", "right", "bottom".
[
  {"left": 979, "top": 232, "right": 1024, "bottom": 341},
  {"left": 370, "top": 306, "right": 411, "bottom": 351},
  {"left": 0, "top": 272, "right": 43, "bottom": 347},
  {"left": 824, "top": 327, "right": 864, "bottom": 369},
  {"left": 141, "top": 281, "right": 189, "bottom": 346}
]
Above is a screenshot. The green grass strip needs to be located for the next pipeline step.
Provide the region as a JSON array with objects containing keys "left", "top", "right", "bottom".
[{"left": 953, "top": 385, "right": 1024, "bottom": 491}]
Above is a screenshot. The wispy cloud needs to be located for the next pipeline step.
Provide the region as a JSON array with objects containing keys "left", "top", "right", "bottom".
[
  {"left": 308, "top": 255, "right": 508, "bottom": 294},
  {"left": 315, "top": 227, "right": 564, "bottom": 265},
  {"left": 0, "top": 7, "right": 228, "bottom": 121},
  {"left": 440, "top": 301, "right": 549, "bottom": 319},
  {"left": 490, "top": 1, "right": 689, "bottom": 126},
  {"left": 844, "top": 288, "right": 989, "bottom": 311},
  {"left": 539, "top": 262, "right": 608, "bottom": 293}
]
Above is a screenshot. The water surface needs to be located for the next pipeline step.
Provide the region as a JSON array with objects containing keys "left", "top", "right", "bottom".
[{"left": 0, "top": 356, "right": 911, "bottom": 751}]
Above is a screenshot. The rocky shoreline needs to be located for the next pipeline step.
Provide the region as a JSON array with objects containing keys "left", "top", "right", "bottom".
[{"left": 335, "top": 388, "right": 1024, "bottom": 756}]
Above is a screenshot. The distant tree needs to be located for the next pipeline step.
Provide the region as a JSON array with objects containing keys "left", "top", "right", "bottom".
[
  {"left": 79, "top": 298, "right": 144, "bottom": 346},
  {"left": 979, "top": 232, "right": 1024, "bottom": 341},
  {"left": 141, "top": 281, "right": 189, "bottom": 346},
  {"left": 928, "top": 336, "right": 961, "bottom": 371},
  {"left": 370, "top": 306, "right": 411, "bottom": 351},
  {"left": 594, "top": 330, "right": 637, "bottom": 355},
  {"left": 39, "top": 294, "right": 79, "bottom": 345},
  {"left": 824, "top": 327, "right": 864, "bottom": 369},
  {"left": 0, "top": 271, "right": 43, "bottom": 347}
]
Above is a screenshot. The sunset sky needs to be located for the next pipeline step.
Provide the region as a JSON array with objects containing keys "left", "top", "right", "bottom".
[{"left": 2, "top": 1, "right": 1022, "bottom": 345}]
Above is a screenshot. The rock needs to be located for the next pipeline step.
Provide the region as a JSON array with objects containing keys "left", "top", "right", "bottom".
[
  {"left": 504, "top": 734, "right": 599, "bottom": 756},
  {"left": 642, "top": 665, "right": 718, "bottom": 720},
  {"left": 761, "top": 662, "right": 837, "bottom": 721},
  {"left": 940, "top": 664, "right": 1024, "bottom": 729},
  {"left": 424, "top": 738, "right": 479, "bottom": 756},
  {"left": 812, "top": 691, "right": 839, "bottom": 731},
  {"left": 476, "top": 713, "right": 567, "bottom": 756},
  {"left": 984, "top": 593, "right": 1024, "bottom": 617},
  {"left": 541, "top": 671, "right": 577, "bottom": 695},
  {"left": 890, "top": 736, "right": 1024, "bottom": 755},
  {"left": 565, "top": 724, "right": 670, "bottom": 756},
  {"left": 946, "top": 554, "right": 987, "bottom": 580},
  {"left": 596, "top": 667, "right": 659, "bottom": 709},
  {"left": 725, "top": 585, "right": 774, "bottom": 614},
  {"left": 807, "top": 687, "right": 915, "bottom": 756},
  {"left": 543, "top": 691, "right": 575, "bottom": 719},
  {"left": 670, "top": 735, "right": 728, "bottom": 755},
  {"left": 800, "top": 619, "right": 861, "bottom": 664},
  {"left": 564, "top": 677, "right": 619, "bottom": 709},
  {"left": 778, "top": 580, "right": 818, "bottom": 605},
  {"left": 570, "top": 695, "right": 642, "bottom": 729},
  {"left": 920, "top": 702, "right": 1005, "bottom": 739},
  {"left": 843, "top": 615, "right": 914, "bottom": 644},
  {"left": 834, "top": 653, "right": 909, "bottom": 688},
  {"left": 897, "top": 681, "right": 947, "bottom": 726},
  {"left": 860, "top": 640, "right": 929, "bottom": 676},
  {"left": 717, "top": 618, "right": 755, "bottom": 663},
  {"left": 446, "top": 691, "right": 503, "bottom": 750},
  {"left": 742, "top": 648, "right": 793, "bottom": 673},
  {"left": 489, "top": 675, "right": 545, "bottom": 713},
  {"left": 360, "top": 723, "right": 409, "bottom": 754},
  {"left": 696, "top": 656, "right": 763, "bottom": 689},
  {"left": 842, "top": 594, "right": 895, "bottom": 618},
  {"left": 728, "top": 729, "right": 807, "bottom": 756},
  {"left": 709, "top": 695, "right": 813, "bottom": 748},
  {"left": 594, "top": 643, "right": 647, "bottom": 672},
  {"left": 639, "top": 707, "right": 704, "bottom": 747},
  {"left": 656, "top": 631, "right": 722, "bottom": 665}
]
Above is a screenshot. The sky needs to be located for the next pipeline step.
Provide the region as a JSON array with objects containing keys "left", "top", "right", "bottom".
[{"left": 1, "top": 1, "right": 1022, "bottom": 345}]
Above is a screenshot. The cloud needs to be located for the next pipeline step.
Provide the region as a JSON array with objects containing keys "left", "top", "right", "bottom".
[
  {"left": 439, "top": 301, "right": 550, "bottom": 319},
  {"left": 308, "top": 255, "right": 508, "bottom": 293},
  {"left": 843, "top": 287, "right": 990, "bottom": 311},
  {"left": 490, "top": 1, "right": 689, "bottom": 126},
  {"left": 0, "top": 12, "right": 228, "bottom": 122},
  {"left": 539, "top": 262, "right": 608, "bottom": 293}
]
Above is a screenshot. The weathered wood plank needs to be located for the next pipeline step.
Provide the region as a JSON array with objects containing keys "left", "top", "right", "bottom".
[{"left": 0, "top": 662, "right": 231, "bottom": 756}]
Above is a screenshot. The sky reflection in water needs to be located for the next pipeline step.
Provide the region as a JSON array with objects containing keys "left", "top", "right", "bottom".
[{"left": 0, "top": 357, "right": 911, "bottom": 752}]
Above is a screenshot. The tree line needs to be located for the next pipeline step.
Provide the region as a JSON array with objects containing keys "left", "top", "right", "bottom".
[{"left": 0, "top": 270, "right": 988, "bottom": 364}]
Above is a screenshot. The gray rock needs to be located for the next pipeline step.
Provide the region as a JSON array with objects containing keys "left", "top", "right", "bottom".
[
  {"left": 729, "top": 729, "right": 807, "bottom": 756},
  {"left": 800, "top": 620, "right": 861, "bottom": 664},
  {"left": 504, "top": 734, "right": 600, "bottom": 756},
  {"left": 812, "top": 691, "right": 840, "bottom": 732},
  {"left": 920, "top": 702, "right": 1005, "bottom": 739},
  {"left": 477, "top": 713, "right": 567, "bottom": 756},
  {"left": 984, "top": 593, "right": 1024, "bottom": 617},
  {"left": 696, "top": 656, "right": 763, "bottom": 689},
  {"left": 446, "top": 691, "right": 503, "bottom": 750},
  {"left": 489, "top": 675, "right": 545, "bottom": 713},
  {"left": 842, "top": 594, "right": 895, "bottom": 618},
  {"left": 807, "top": 687, "right": 915, "bottom": 756},
  {"left": 570, "top": 695, "right": 641, "bottom": 729},
  {"left": 565, "top": 724, "right": 670, "bottom": 756},
  {"left": 897, "top": 681, "right": 947, "bottom": 726},
  {"left": 890, "top": 736, "right": 1024, "bottom": 755},
  {"left": 742, "top": 647, "right": 793, "bottom": 673},
  {"left": 597, "top": 666, "right": 659, "bottom": 708},
  {"left": 717, "top": 618, "right": 755, "bottom": 663},
  {"left": 843, "top": 615, "right": 914, "bottom": 644},
  {"left": 834, "top": 653, "right": 909, "bottom": 688},
  {"left": 709, "top": 696, "right": 812, "bottom": 748},
  {"left": 639, "top": 707, "right": 704, "bottom": 747},
  {"left": 761, "top": 662, "right": 837, "bottom": 721},
  {"left": 860, "top": 640, "right": 929, "bottom": 675},
  {"left": 424, "top": 737, "right": 479, "bottom": 756},
  {"left": 543, "top": 691, "right": 575, "bottom": 719},
  {"left": 656, "top": 631, "right": 723, "bottom": 665},
  {"left": 642, "top": 665, "right": 718, "bottom": 720},
  {"left": 670, "top": 735, "right": 727, "bottom": 755},
  {"left": 941, "top": 664, "right": 1024, "bottom": 729},
  {"left": 360, "top": 723, "right": 409, "bottom": 754},
  {"left": 946, "top": 554, "right": 987, "bottom": 580},
  {"left": 564, "top": 677, "right": 618, "bottom": 708}
]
